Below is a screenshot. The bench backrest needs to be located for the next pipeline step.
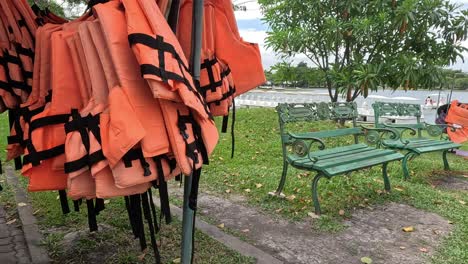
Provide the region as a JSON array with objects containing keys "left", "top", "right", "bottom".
[
  {"left": 372, "top": 102, "right": 423, "bottom": 136},
  {"left": 277, "top": 102, "right": 361, "bottom": 147}
]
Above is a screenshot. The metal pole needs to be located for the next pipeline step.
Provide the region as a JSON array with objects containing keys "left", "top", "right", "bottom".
[{"left": 181, "top": 0, "right": 203, "bottom": 263}]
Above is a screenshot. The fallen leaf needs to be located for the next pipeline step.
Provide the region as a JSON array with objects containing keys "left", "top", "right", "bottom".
[
  {"left": 419, "top": 247, "right": 428, "bottom": 253},
  {"left": 225, "top": 189, "right": 231, "bottom": 194},
  {"left": 400, "top": 246, "right": 406, "bottom": 250},
  {"left": 172, "top": 258, "right": 181, "bottom": 263},
  {"left": 275, "top": 208, "right": 283, "bottom": 213},
  {"left": 255, "top": 183, "right": 263, "bottom": 188},
  {"left": 6, "top": 219, "right": 16, "bottom": 225},
  {"left": 307, "top": 212, "right": 320, "bottom": 219},
  {"left": 217, "top": 223, "right": 225, "bottom": 229},
  {"left": 56, "top": 195, "right": 60, "bottom": 200},
  {"left": 448, "top": 221, "right": 454, "bottom": 224},
  {"left": 241, "top": 229, "right": 250, "bottom": 233},
  {"left": 244, "top": 189, "right": 251, "bottom": 193},
  {"left": 339, "top": 209, "right": 345, "bottom": 216},
  {"left": 17, "top": 202, "right": 27, "bottom": 207},
  {"left": 361, "top": 256, "right": 373, "bottom": 264},
  {"left": 402, "top": 226, "right": 414, "bottom": 232},
  {"left": 104, "top": 200, "right": 110, "bottom": 204},
  {"left": 394, "top": 187, "right": 404, "bottom": 192},
  {"left": 286, "top": 195, "right": 296, "bottom": 201},
  {"left": 33, "top": 209, "right": 40, "bottom": 215},
  {"left": 138, "top": 248, "right": 148, "bottom": 261},
  {"left": 458, "top": 200, "right": 466, "bottom": 205},
  {"left": 218, "top": 157, "right": 224, "bottom": 161}
]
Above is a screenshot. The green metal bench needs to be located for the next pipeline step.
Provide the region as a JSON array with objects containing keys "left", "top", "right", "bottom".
[
  {"left": 274, "top": 102, "right": 404, "bottom": 215},
  {"left": 372, "top": 102, "right": 462, "bottom": 179}
]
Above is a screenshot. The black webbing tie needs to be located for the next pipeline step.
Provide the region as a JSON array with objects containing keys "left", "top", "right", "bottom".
[
  {"left": 153, "top": 157, "right": 172, "bottom": 224},
  {"left": 130, "top": 194, "right": 147, "bottom": 251},
  {"left": 122, "top": 149, "right": 152, "bottom": 177},
  {"left": 125, "top": 196, "right": 139, "bottom": 238},
  {"left": 22, "top": 144, "right": 65, "bottom": 167},
  {"left": 58, "top": 190, "right": 70, "bottom": 214},
  {"left": 86, "top": 199, "right": 98, "bottom": 232},
  {"left": 73, "top": 199, "right": 82, "bottom": 212},
  {"left": 147, "top": 188, "right": 160, "bottom": 233},
  {"left": 141, "top": 191, "right": 161, "bottom": 264},
  {"left": 230, "top": 99, "right": 236, "bottom": 158},
  {"left": 8, "top": 109, "right": 22, "bottom": 170},
  {"left": 95, "top": 198, "right": 105, "bottom": 215}
]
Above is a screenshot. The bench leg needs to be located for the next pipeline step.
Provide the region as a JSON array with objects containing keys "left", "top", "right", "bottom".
[
  {"left": 382, "top": 163, "right": 391, "bottom": 192},
  {"left": 275, "top": 161, "right": 289, "bottom": 195},
  {"left": 311, "top": 173, "right": 324, "bottom": 215},
  {"left": 402, "top": 152, "right": 415, "bottom": 180},
  {"left": 442, "top": 150, "right": 450, "bottom": 171}
]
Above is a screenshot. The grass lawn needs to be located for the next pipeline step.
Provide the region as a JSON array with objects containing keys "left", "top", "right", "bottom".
[{"left": 204, "top": 107, "right": 468, "bottom": 264}]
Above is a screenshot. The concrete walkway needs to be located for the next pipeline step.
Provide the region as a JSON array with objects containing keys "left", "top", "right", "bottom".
[{"left": 0, "top": 206, "right": 31, "bottom": 263}]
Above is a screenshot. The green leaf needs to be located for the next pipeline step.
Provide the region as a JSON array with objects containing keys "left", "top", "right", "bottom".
[{"left": 361, "top": 256, "right": 373, "bottom": 264}]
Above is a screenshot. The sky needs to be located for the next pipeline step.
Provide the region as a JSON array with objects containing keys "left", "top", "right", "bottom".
[{"left": 233, "top": 0, "right": 468, "bottom": 71}]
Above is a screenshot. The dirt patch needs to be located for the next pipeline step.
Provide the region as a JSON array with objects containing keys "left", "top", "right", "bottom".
[
  {"left": 180, "top": 191, "right": 452, "bottom": 264},
  {"left": 433, "top": 175, "right": 468, "bottom": 191}
]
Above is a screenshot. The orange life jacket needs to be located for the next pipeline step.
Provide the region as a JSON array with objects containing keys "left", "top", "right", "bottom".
[
  {"left": 120, "top": 0, "right": 218, "bottom": 176},
  {"left": 177, "top": 0, "right": 265, "bottom": 117},
  {"left": 446, "top": 100, "right": 468, "bottom": 144}
]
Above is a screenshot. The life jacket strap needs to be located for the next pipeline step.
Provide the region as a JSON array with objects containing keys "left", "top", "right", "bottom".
[
  {"left": 141, "top": 191, "right": 161, "bottom": 264},
  {"left": 58, "top": 190, "right": 70, "bottom": 214},
  {"left": 86, "top": 199, "right": 98, "bottom": 232},
  {"left": 122, "top": 148, "right": 152, "bottom": 177},
  {"left": 64, "top": 112, "right": 105, "bottom": 173},
  {"left": 22, "top": 143, "right": 65, "bottom": 167}
]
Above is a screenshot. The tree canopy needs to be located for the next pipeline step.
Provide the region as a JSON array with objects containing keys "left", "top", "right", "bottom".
[{"left": 259, "top": 0, "right": 468, "bottom": 102}]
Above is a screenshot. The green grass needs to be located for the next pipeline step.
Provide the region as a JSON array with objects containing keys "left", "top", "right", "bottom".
[
  {"left": 203, "top": 107, "right": 468, "bottom": 263},
  {"left": 20, "top": 179, "right": 254, "bottom": 264}
]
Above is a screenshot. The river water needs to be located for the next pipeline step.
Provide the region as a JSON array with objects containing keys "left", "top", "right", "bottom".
[{"left": 238, "top": 88, "right": 468, "bottom": 124}]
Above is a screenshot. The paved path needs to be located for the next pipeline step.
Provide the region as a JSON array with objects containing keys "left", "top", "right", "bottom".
[{"left": 0, "top": 206, "right": 31, "bottom": 264}]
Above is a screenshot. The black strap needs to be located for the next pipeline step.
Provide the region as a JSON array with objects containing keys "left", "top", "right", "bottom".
[
  {"left": 73, "top": 199, "right": 82, "bottom": 212},
  {"left": 230, "top": 99, "right": 236, "bottom": 159},
  {"left": 22, "top": 144, "right": 65, "bottom": 167},
  {"left": 29, "top": 114, "right": 70, "bottom": 131},
  {"left": 95, "top": 198, "right": 105, "bottom": 215},
  {"left": 147, "top": 188, "right": 160, "bottom": 233},
  {"left": 125, "top": 196, "right": 139, "bottom": 238},
  {"left": 58, "top": 190, "right": 70, "bottom": 214},
  {"left": 8, "top": 109, "right": 22, "bottom": 170},
  {"left": 141, "top": 191, "right": 161, "bottom": 264},
  {"left": 153, "top": 157, "right": 172, "bottom": 224},
  {"left": 86, "top": 199, "right": 98, "bottom": 232},
  {"left": 64, "top": 150, "right": 105, "bottom": 173},
  {"left": 130, "top": 194, "right": 147, "bottom": 251},
  {"left": 122, "top": 148, "right": 152, "bottom": 177}
]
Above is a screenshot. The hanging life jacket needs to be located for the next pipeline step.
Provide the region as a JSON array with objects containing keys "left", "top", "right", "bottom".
[{"left": 446, "top": 100, "right": 468, "bottom": 144}]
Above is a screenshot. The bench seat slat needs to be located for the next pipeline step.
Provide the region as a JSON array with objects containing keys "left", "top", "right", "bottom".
[
  {"left": 314, "top": 149, "right": 396, "bottom": 168},
  {"left": 323, "top": 153, "right": 404, "bottom": 176}
]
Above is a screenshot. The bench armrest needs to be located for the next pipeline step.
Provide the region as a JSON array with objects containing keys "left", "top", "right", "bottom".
[
  {"left": 381, "top": 124, "right": 417, "bottom": 145},
  {"left": 421, "top": 122, "right": 459, "bottom": 139},
  {"left": 360, "top": 126, "right": 399, "bottom": 147},
  {"left": 287, "top": 132, "right": 326, "bottom": 163}
]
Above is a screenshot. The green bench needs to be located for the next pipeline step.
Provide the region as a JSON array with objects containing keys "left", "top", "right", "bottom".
[
  {"left": 274, "top": 102, "right": 404, "bottom": 214},
  {"left": 373, "top": 102, "right": 462, "bottom": 179}
]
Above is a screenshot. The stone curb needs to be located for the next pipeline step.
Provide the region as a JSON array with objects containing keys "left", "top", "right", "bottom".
[
  {"left": 154, "top": 199, "right": 283, "bottom": 264},
  {"left": 5, "top": 166, "right": 50, "bottom": 264}
]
